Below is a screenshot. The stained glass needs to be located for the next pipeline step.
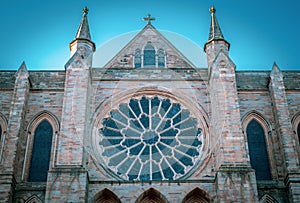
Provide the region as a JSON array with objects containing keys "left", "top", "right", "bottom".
[
  {"left": 143, "top": 43, "right": 155, "bottom": 67},
  {"left": 98, "top": 96, "right": 202, "bottom": 181},
  {"left": 28, "top": 120, "right": 53, "bottom": 182},
  {"left": 246, "top": 119, "right": 272, "bottom": 180},
  {"left": 158, "top": 49, "right": 165, "bottom": 67},
  {"left": 134, "top": 49, "right": 141, "bottom": 68}
]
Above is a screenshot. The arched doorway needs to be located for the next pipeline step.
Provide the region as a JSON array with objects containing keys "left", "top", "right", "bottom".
[
  {"left": 93, "top": 188, "right": 121, "bottom": 203},
  {"left": 182, "top": 188, "right": 211, "bottom": 203},
  {"left": 135, "top": 188, "right": 168, "bottom": 203}
]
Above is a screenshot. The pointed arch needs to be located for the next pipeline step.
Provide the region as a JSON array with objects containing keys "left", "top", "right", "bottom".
[
  {"left": 93, "top": 188, "right": 121, "bottom": 203},
  {"left": 143, "top": 42, "right": 156, "bottom": 67},
  {"left": 0, "top": 113, "right": 7, "bottom": 160},
  {"left": 242, "top": 110, "right": 271, "bottom": 134},
  {"left": 0, "top": 112, "right": 7, "bottom": 137},
  {"left": 259, "top": 193, "right": 278, "bottom": 203},
  {"left": 242, "top": 111, "right": 272, "bottom": 180},
  {"left": 135, "top": 188, "right": 168, "bottom": 203},
  {"left": 157, "top": 48, "right": 165, "bottom": 67},
  {"left": 292, "top": 112, "right": 300, "bottom": 144},
  {"left": 23, "top": 111, "right": 60, "bottom": 182},
  {"left": 134, "top": 49, "right": 142, "bottom": 68},
  {"left": 27, "top": 110, "right": 60, "bottom": 133},
  {"left": 25, "top": 195, "right": 43, "bottom": 203},
  {"left": 182, "top": 188, "right": 211, "bottom": 203}
]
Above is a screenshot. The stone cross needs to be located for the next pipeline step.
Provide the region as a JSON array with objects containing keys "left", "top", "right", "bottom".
[{"left": 143, "top": 14, "right": 155, "bottom": 24}]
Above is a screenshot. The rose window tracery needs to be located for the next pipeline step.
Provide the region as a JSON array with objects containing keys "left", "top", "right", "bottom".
[{"left": 98, "top": 96, "right": 203, "bottom": 181}]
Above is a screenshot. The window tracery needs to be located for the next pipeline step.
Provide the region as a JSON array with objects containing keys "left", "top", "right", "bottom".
[{"left": 98, "top": 96, "right": 203, "bottom": 181}]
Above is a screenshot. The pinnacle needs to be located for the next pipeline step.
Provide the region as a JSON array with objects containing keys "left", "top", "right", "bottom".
[
  {"left": 208, "top": 6, "right": 224, "bottom": 41},
  {"left": 204, "top": 6, "right": 230, "bottom": 52},
  {"left": 16, "top": 61, "right": 29, "bottom": 78},
  {"left": 75, "top": 7, "right": 91, "bottom": 40}
]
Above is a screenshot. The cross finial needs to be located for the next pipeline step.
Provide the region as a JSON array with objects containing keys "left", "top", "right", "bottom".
[
  {"left": 143, "top": 14, "right": 155, "bottom": 25},
  {"left": 209, "top": 6, "right": 216, "bottom": 14},
  {"left": 83, "top": 7, "right": 89, "bottom": 15}
]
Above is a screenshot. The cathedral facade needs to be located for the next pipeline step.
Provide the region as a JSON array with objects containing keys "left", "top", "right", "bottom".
[{"left": 0, "top": 7, "right": 300, "bottom": 203}]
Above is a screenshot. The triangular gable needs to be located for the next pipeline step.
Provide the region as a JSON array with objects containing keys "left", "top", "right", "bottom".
[{"left": 103, "top": 24, "right": 196, "bottom": 69}]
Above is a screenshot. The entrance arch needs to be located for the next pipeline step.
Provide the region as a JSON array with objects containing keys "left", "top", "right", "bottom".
[
  {"left": 93, "top": 188, "right": 121, "bottom": 203},
  {"left": 182, "top": 188, "right": 211, "bottom": 203},
  {"left": 135, "top": 188, "right": 168, "bottom": 203}
]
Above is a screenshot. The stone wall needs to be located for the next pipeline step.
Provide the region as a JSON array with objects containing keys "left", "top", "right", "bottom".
[{"left": 0, "top": 68, "right": 300, "bottom": 202}]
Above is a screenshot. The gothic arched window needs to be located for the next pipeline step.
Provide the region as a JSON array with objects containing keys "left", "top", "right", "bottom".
[
  {"left": 143, "top": 42, "right": 155, "bottom": 67},
  {"left": 134, "top": 49, "right": 141, "bottom": 68},
  {"left": 28, "top": 120, "right": 53, "bottom": 182},
  {"left": 246, "top": 119, "right": 272, "bottom": 180},
  {"left": 158, "top": 49, "right": 165, "bottom": 67},
  {"left": 297, "top": 123, "right": 300, "bottom": 144}
]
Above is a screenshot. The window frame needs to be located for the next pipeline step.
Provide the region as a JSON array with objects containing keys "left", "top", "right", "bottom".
[
  {"left": 23, "top": 111, "right": 59, "bottom": 182},
  {"left": 242, "top": 111, "right": 276, "bottom": 180},
  {"left": 143, "top": 42, "right": 156, "bottom": 67}
]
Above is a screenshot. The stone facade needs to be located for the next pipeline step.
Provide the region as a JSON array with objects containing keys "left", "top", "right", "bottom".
[{"left": 0, "top": 7, "right": 300, "bottom": 203}]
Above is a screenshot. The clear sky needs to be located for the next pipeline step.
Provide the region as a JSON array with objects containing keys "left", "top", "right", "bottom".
[{"left": 0, "top": 0, "right": 299, "bottom": 70}]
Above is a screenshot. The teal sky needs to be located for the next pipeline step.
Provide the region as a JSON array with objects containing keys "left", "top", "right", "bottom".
[{"left": 0, "top": 0, "right": 299, "bottom": 70}]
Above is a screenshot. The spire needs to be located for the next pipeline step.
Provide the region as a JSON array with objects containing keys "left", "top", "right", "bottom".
[
  {"left": 75, "top": 7, "right": 91, "bottom": 40},
  {"left": 70, "top": 7, "right": 95, "bottom": 52},
  {"left": 204, "top": 6, "right": 230, "bottom": 51},
  {"left": 208, "top": 6, "right": 224, "bottom": 41}
]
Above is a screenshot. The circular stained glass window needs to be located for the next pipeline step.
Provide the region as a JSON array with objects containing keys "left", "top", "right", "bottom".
[{"left": 98, "top": 96, "right": 203, "bottom": 181}]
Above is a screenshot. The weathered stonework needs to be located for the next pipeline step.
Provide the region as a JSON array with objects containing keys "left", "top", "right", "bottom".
[{"left": 0, "top": 6, "right": 299, "bottom": 203}]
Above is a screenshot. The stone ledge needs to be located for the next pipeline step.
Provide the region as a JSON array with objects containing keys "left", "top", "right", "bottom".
[
  {"left": 217, "top": 164, "right": 254, "bottom": 173},
  {"left": 257, "top": 180, "right": 286, "bottom": 189},
  {"left": 15, "top": 182, "right": 46, "bottom": 191},
  {"left": 49, "top": 166, "right": 87, "bottom": 174},
  {"left": 89, "top": 179, "right": 215, "bottom": 185}
]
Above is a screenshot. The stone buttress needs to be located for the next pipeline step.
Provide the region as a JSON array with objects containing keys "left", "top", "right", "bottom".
[
  {"left": 269, "top": 63, "right": 300, "bottom": 202},
  {"left": 204, "top": 6, "right": 258, "bottom": 202},
  {"left": 45, "top": 7, "right": 95, "bottom": 202},
  {"left": 0, "top": 62, "right": 30, "bottom": 202}
]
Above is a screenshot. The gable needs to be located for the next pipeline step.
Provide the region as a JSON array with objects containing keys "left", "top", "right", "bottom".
[{"left": 103, "top": 24, "right": 196, "bottom": 69}]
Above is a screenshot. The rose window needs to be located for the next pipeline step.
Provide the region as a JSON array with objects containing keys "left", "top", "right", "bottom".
[{"left": 98, "top": 96, "right": 203, "bottom": 181}]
